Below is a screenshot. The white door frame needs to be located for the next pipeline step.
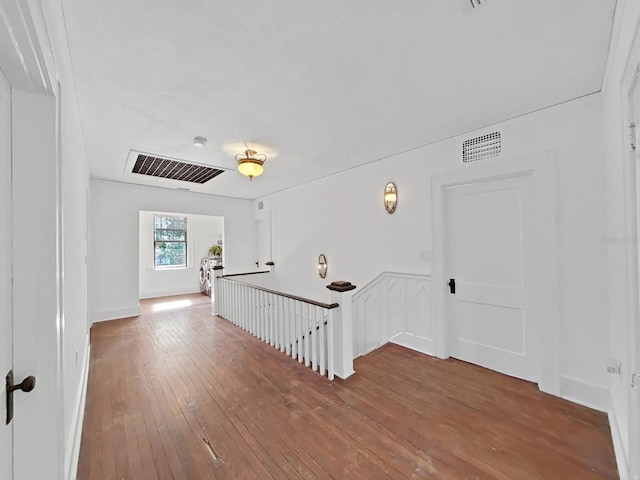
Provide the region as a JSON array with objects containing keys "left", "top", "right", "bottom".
[
  {"left": 0, "top": 1, "right": 65, "bottom": 479},
  {"left": 431, "top": 153, "right": 561, "bottom": 396},
  {"left": 621, "top": 33, "right": 640, "bottom": 480}
]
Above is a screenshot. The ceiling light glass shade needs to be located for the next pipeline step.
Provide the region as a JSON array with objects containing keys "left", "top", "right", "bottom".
[
  {"left": 235, "top": 149, "right": 267, "bottom": 180},
  {"left": 237, "top": 159, "right": 264, "bottom": 179}
]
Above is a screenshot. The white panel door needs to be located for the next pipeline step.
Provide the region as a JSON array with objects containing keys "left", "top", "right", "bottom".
[
  {"left": 0, "top": 67, "right": 13, "bottom": 480},
  {"left": 446, "top": 174, "right": 537, "bottom": 382}
]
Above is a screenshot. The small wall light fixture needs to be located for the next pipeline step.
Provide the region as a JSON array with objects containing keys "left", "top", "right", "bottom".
[
  {"left": 384, "top": 182, "right": 398, "bottom": 214},
  {"left": 317, "top": 254, "right": 328, "bottom": 278}
]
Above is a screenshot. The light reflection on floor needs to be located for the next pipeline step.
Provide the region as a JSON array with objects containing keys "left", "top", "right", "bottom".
[{"left": 152, "top": 299, "right": 193, "bottom": 312}]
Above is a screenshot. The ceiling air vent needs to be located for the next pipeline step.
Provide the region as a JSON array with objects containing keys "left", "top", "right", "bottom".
[
  {"left": 462, "top": 131, "right": 501, "bottom": 163},
  {"left": 129, "top": 152, "right": 226, "bottom": 184}
]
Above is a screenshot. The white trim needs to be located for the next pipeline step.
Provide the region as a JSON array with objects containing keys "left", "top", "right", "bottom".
[
  {"left": 431, "top": 153, "right": 561, "bottom": 396},
  {"left": 65, "top": 337, "right": 90, "bottom": 480},
  {"left": 610, "top": 400, "right": 631, "bottom": 480},
  {"left": 352, "top": 271, "right": 431, "bottom": 301},
  {"left": 91, "top": 305, "right": 141, "bottom": 323},
  {"left": 621, "top": 23, "right": 640, "bottom": 480},
  {"left": 390, "top": 333, "right": 434, "bottom": 356},
  {"left": 558, "top": 375, "right": 608, "bottom": 412},
  {"left": 601, "top": 0, "right": 625, "bottom": 95},
  {"left": 139, "top": 286, "right": 201, "bottom": 300}
]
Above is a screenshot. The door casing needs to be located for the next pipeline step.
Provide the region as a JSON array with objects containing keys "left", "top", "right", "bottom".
[
  {"left": 0, "top": 1, "right": 65, "bottom": 479},
  {"left": 621, "top": 37, "right": 640, "bottom": 480},
  {"left": 432, "top": 153, "right": 561, "bottom": 396}
]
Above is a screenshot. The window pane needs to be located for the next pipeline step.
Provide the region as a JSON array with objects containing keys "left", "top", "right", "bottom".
[
  {"left": 155, "top": 241, "right": 186, "bottom": 267},
  {"left": 153, "top": 215, "right": 187, "bottom": 268},
  {"left": 155, "top": 230, "right": 171, "bottom": 241}
]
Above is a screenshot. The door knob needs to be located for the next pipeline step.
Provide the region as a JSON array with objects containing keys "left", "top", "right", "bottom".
[
  {"left": 448, "top": 278, "right": 456, "bottom": 294},
  {"left": 9, "top": 375, "right": 35, "bottom": 393},
  {"left": 5, "top": 370, "right": 36, "bottom": 425}
]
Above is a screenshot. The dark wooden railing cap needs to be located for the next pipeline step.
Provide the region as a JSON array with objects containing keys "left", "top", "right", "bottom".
[
  {"left": 220, "top": 275, "right": 338, "bottom": 309},
  {"left": 222, "top": 270, "right": 270, "bottom": 278},
  {"left": 212, "top": 266, "right": 224, "bottom": 270},
  {"left": 326, "top": 281, "right": 356, "bottom": 292}
]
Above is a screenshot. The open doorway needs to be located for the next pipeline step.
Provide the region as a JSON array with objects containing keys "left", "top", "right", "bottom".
[{"left": 138, "top": 211, "right": 224, "bottom": 299}]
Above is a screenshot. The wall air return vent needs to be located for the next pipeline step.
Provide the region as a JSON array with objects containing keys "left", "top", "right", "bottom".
[
  {"left": 127, "top": 151, "right": 227, "bottom": 184},
  {"left": 462, "top": 131, "right": 501, "bottom": 163}
]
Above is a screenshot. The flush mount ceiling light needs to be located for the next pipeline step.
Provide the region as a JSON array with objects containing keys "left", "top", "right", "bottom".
[
  {"left": 193, "top": 136, "right": 207, "bottom": 147},
  {"left": 235, "top": 149, "right": 267, "bottom": 181}
]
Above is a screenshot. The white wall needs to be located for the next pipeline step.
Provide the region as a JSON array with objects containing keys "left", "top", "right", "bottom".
[
  {"left": 257, "top": 94, "right": 609, "bottom": 409},
  {"left": 90, "top": 180, "right": 255, "bottom": 322},
  {"left": 138, "top": 211, "right": 223, "bottom": 298},
  {"left": 602, "top": 0, "right": 640, "bottom": 475}
]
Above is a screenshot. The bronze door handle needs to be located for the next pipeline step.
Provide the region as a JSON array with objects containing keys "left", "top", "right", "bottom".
[{"left": 5, "top": 370, "right": 36, "bottom": 425}]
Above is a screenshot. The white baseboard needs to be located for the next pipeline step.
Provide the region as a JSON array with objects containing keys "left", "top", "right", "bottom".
[
  {"left": 91, "top": 304, "right": 140, "bottom": 323},
  {"left": 390, "top": 332, "right": 434, "bottom": 357},
  {"left": 609, "top": 400, "right": 630, "bottom": 480},
  {"left": 65, "top": 336, "right": 90, "bottom": 480},
  {"left": 559, "top": 375, "right": 608, "bottom": 412},
  {"left": 139, "top": 286, "right": 201, "bottom": 299}
]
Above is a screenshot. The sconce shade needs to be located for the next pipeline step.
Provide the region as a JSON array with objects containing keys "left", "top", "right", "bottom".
[
  {"left": 384, "top": 182, "right": 398, "bottom": 214},
  {"left": 236, "top": 149, "right": 266, "bottom": 180},
  {"left": 318, "top": 254, "right": 328, "bottom": 278}
]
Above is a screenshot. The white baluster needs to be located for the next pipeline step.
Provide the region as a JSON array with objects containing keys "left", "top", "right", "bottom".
[
  {"left": 251, "top": 287, "right": 256, "bottom": 336},
  {"left": 244, "top": 285, "right": 248, "bottom": 330},
  {"left": 279, "top": 296, "right": 285, "bottom": 353},
  {"left": 285, "top": 298, "right": 291, "bottom": 356},
  {"left": 239, "top": 284, "right": 244, "bottom": 329},
  {"left": 302, "top": 304, "right": 308, "bottom": 367},
  {"left": 319, "top": 308, "right": 326, "bottom": 377},
  {"left": 327, "top": 308, "right": 335, "bottom": 380},
  {"left": 289, "top": 299, "right": 295, "bottom": 358},
  {"left": 312, "top": 306, "right": 319, "bottom": 372},
  {"left": 261, "top": 290, "right": 267, "bottom": 342},
  {"left": 232, "top": 282, "right": 236, "bottom": 323},
  {"left": 296, "top": 301, "right": 303, "bottom": 363}
]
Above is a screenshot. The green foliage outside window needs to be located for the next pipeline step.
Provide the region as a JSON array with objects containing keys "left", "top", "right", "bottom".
[{"left": 154, "top": 215, "right": 187, "bottom": 268}]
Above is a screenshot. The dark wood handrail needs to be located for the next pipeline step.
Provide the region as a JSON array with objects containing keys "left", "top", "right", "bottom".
[
  {"left": 221, "top": 271, "right": 270, "bottom": 278},
  {"left": 218, "top": 276, "right": 339, "bottom": 310}
]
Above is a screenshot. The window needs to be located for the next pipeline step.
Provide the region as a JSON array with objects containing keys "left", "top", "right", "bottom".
[{"left": 154, "top": 215, "right": 187, "bottom": 268}]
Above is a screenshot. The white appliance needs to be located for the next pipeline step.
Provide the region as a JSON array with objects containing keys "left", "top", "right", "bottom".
[{"left": 199, "top": 257, "right": 216, "bottom": 296}]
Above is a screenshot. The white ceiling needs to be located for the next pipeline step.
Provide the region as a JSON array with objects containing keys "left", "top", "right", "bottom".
[{"left": 60, "top": 0, "right": 616, "bottom": 200}]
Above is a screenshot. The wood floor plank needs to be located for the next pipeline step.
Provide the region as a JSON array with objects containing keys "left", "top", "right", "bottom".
[{"left": 77, "top": 293, "right": 619, "bottom": 480}]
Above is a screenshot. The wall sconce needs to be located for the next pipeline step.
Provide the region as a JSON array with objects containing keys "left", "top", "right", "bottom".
[
  {"left": 317, "top": 254, "right": 328, "bottom": 278},
  {"left": 384, "top": 182, "right": 398, "bottom": 214}
]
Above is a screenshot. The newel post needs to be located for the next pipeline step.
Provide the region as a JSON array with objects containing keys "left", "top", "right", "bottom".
[
  {"left": 211, "top": 266, "right": 224, "bottom": 316},
  {"left": 327, "top": 281, "right": 357, "bottom": 379}
]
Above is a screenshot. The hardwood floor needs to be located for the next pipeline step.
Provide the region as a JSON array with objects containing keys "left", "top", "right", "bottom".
[{"left": 77, "top": 294, "right": 618, "bottom": 479}]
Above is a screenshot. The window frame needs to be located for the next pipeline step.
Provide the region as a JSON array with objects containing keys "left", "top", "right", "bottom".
[{"left": 153, "top": 214, "right": 188, "bottom": 270}]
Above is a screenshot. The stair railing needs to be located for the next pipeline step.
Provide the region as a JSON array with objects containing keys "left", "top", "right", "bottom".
[{"left": 213, "top": 273, "right": 356, "bottom": 380}]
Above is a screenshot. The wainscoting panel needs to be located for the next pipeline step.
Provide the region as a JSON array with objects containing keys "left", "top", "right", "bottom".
[{"left": 353, "top": 272, "right": 432, "bottom": 358}]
